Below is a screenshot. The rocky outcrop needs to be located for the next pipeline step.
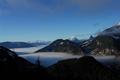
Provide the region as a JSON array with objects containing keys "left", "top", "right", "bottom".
[{"left": 85, "top": 35, "right": 120, "bottom": 56}]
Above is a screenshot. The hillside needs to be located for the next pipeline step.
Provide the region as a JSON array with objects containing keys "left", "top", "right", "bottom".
[{"left": 35, "top": 39, "right": 83, "bottom": 54}]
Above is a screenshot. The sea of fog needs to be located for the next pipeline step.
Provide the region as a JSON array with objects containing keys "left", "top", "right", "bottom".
[
  {"left": 11, "top": 45, "right": 46, "bottom": 55},
  {"left": 20, "top": 52, "right": 81, "bottom": 67},
  {"left": 12, "top": 46, "right": 120, "bottom": 67}
]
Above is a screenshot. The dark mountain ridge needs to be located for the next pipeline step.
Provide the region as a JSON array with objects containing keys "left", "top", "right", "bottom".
[
  {"left": 35, "top": 39, "right": 83, "bottom": 54},
  {"left": 48, "top": 56, "right": 119, "bottom": 80},
  {"left": 0, "top": 46, "right": 50, "bottom": 80}
]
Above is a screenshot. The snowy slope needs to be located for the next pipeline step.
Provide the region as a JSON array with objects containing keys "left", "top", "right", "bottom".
[{"left": 99, "top": 23, "right": 120, "bottom": 36}]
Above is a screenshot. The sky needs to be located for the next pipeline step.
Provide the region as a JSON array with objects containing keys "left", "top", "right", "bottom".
[{"left": 0, "top": 0, "right": 120, "bottom": 42}]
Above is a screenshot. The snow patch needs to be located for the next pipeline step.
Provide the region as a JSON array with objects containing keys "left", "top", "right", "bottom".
[
  {"left": 98, "top": 23, "right": 120, "bottom": 36},
  {"left": 60, "top": 42, "right": 64, "bottom": 45}
]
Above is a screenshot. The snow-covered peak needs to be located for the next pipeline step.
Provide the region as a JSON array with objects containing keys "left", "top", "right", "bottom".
[{"left": 99, "top": 23, "right": 120, "bottom": 36}]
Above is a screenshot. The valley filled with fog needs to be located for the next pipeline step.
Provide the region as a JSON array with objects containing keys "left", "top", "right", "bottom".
[
  {"left": 11, "top": 46, "right": 120, "bottom": 67},
  {"left": 11, "top": 45, "right": 46, "bottom": 54}
]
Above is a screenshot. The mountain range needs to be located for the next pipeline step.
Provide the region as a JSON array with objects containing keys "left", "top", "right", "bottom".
[
  {"left": 84, "top": 23, "right": 120, "bottom": 56},
  {"left": 1, "top": 23, "right": 120, "bottom": 79},
  {"left": 0, "top": 41, "right": 50, "bottom": 49},
  {"left": 35, "top": 39, "right": 83, "bottom": 54},
  {"left": 35, "top": 23, "right": 120, "bottom": 56}
]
